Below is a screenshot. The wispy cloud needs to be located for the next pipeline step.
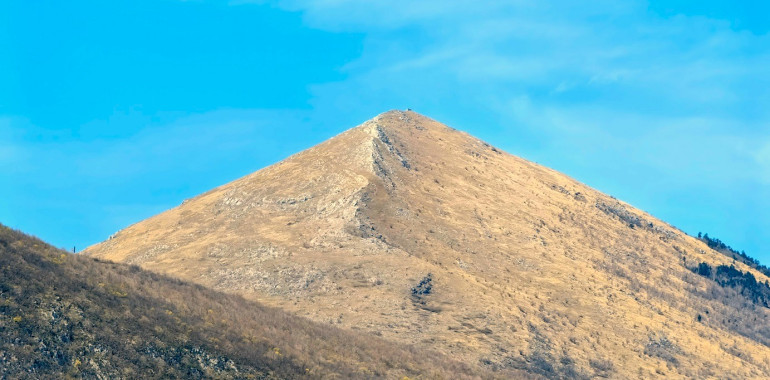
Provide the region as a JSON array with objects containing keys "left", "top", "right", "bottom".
[
  {"left": 272, "top": 0, "right": 768, "bottom": 105},
  {"left": 264, "top": 0, "right": 768, "bottom": 166},
  {"left": 246, "top": 0, "right": 770, "bottom": 254}
]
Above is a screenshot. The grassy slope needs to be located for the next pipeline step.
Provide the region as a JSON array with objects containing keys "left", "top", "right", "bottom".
[{"left": 0, "top": 224, "right": 503, "bottom": 379}]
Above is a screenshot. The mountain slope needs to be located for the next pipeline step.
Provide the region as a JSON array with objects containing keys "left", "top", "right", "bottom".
[
  {"left": 0, "top": 224, "right": 491, "bottom": 379},
  {"left": 86, "top": 110, "right": 770, "bottom": 378}
]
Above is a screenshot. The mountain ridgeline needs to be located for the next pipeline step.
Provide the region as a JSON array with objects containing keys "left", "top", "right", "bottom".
[{"left": 85, "top": 110, "right": 770, "bottom": 378}]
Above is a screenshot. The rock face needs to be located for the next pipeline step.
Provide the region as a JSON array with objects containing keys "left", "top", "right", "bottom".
[{"left": 86, "top": 110, "right": 770, "bottom": 378}]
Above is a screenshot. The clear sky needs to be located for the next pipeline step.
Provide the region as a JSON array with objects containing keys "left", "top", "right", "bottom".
[{"left": 2, "top": 1, "right": 768, "bottom": 261}]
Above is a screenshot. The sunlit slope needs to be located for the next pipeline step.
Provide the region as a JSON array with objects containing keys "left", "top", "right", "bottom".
[
  {"left": 87, "top": 110, "right": 770, "bottom": 378},
  {"left": 0, "top": 224, "right": 488, "bottom": 379}
]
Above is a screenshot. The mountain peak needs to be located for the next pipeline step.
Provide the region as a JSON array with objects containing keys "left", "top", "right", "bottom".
[
  {"left": 371, "top": 108, "right": 421, "bottom": 121},
  {"left": 360, "top": 109, "right": 453, "bottom": 140}
]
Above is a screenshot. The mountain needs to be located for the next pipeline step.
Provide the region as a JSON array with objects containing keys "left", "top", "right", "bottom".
[
  {"left": 86, "top": 110, "right": 770, "bottom": 378},
  {"left": 0, "top": 224, "right": 492, "bottom": 379}
]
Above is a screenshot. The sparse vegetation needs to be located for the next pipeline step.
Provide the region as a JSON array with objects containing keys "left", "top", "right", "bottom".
[
  {"left": 588, "top": 357, "right": 615, "bottom": 378},
  {"left": 595, "top": 201, "right": 676, "bottom": 240},
  {"left": 683, "top": 265, "right": 770, "bottom": 350},
  {"left": 690, "top": 262, "right": 770, "bottom": 308},
  {"left": 596, "top": 201, "right": 643, "bottom": 228},
  {"left": 411, "top": 273, "right": 433, "bottom": 297},
  {"left": 698, "top": 232, "right": 770, "bottom": 278},
  {"left": 499, "top": 327, "right": 591, "bottom": 380}
]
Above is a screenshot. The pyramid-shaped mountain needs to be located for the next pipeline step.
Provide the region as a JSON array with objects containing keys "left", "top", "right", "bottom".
[{"left": 86, "top": 110, "right": 770, "bottom": 378}]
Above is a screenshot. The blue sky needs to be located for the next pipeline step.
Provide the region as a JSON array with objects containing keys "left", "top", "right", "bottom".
[{"left": 1, "top": 0, "right": 768, "bottom": 261}]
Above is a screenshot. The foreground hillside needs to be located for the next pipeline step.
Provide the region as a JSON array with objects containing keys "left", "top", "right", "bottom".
[
  {"left": 87, "top": 110, "right": 770, "bottom": 378},
  {"left": 0, "top": 224, "right": 495, "bottom": 379}
]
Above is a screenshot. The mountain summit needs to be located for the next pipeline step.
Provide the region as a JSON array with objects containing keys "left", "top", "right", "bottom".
[{"left": 86, "top": 110, "right": 770, "bottom": 378}]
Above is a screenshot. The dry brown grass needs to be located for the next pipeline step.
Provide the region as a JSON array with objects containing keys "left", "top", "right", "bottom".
[
  {"left": 85, "top": 110, "right": 770, "bottom": 378},
  {"left": 1, "top": 224, "right": 510, "bottom": 379}
]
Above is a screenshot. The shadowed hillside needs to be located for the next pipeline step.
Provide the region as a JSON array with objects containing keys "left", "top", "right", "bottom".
[
  {"left": 0, "top": 224, "right": 501, "bottom": 379},
  {"left": 86, "top": 110, "right": 770, "bottom": 378}
]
